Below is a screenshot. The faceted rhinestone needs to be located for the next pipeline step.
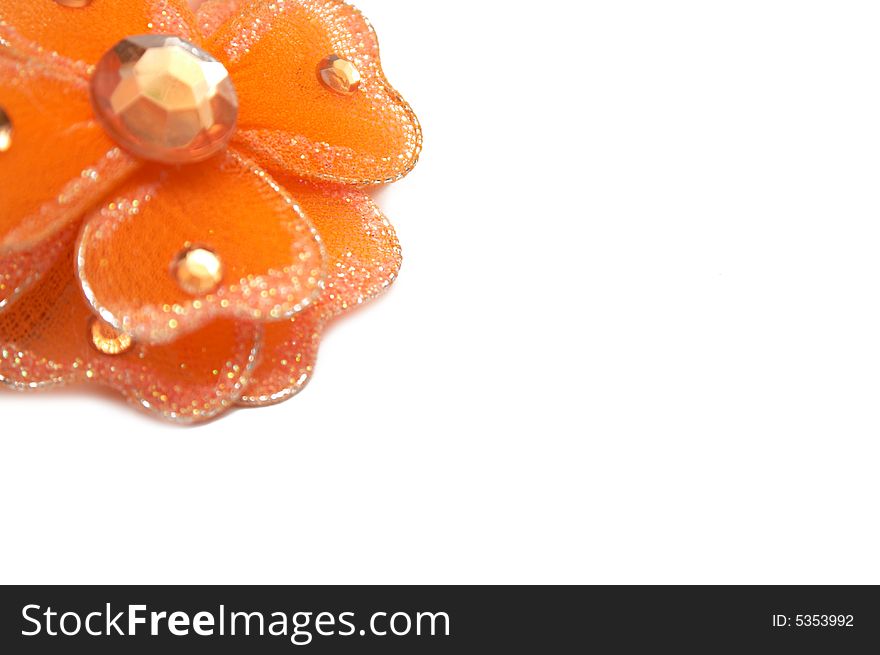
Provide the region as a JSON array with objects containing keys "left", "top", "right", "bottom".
[
  {"left": 90, "top": 318, "right": 133, "bottom": 355},
  {"left": 0, "top": 107, "right": 11, "bottom": 153},
  {"left": 173, "top": 247, "right": 224, "bottom": 295},
  {"left": 317, "top": 55, "right": 361, "bottom": 95},
  {"left": 90, "top": 35, "right": 238, "bottom": 164}
]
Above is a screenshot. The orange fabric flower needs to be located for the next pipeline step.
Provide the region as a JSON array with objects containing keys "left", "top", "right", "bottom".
[{"left": 0, "top": 0, "right": 420, "bottom": 422}]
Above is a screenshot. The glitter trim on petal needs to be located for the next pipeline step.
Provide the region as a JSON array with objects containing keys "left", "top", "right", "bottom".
[
  {"left": 0, "top": 249, "right": 261, "bottom": 424},
  {"left": 194, "top": 0, "right": 242, "bottom": 39},
  {"left": 0, "top": 57, "right": 139, "bottom": 253},
  {"left": 0, "top": 222, "right": 76, "bottom": 313},
  {"left": 238, "top": 179, "right": 402, "bottom": 406},
  {"left": 238, "top": 305, "right": 320, "bottom": 406},
  {"left": 210, "top": 0, "right": 422, "bottom": 185},
  {"left": 77, "top": 150, "right": 326, "bottom": 345}
]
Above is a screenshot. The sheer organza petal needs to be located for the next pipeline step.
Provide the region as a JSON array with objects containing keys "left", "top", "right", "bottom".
[
  {"left": 293, "top": 181, "right": 404, "bottom": 320},
  {"left": 0, "top": 222, "right": 76, "bottom": 313},
  {"left": 0, "top": 0, "right": 199, "bottom": 65},
  {"left": 238, "top": 305, "right": 321, "bottom": 406},
  {"left": 239, "top": 180, "right": 402, "bottom": 406},
  {"left": 0, "top": 249, "right": 260, "bottom": 423},
  {"left": 208, "top": 0, "right": 421, "bottom": 185},
  {"left": 77, "top": 150, "right": 325, "bottom": 345},
  {"left": 106, "top": 318, "right": 260, "bottom": 423},
  {"left": 0, "top": 248, "right": 93, "bottom": 389},
  {"left": 0, "top": 58, "right": 138, "bottom": 253}
]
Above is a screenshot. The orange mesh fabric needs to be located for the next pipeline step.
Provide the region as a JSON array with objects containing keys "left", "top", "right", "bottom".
[
  {"left": 0, "top": 57, "right": 138, "bottom": 252},
  {"left": 0, "top": 0, "right": 200, "bottom": 65},
  {"left": 0, "top": 222, "right": 76, "bottom": 312},
  {"left": 0, "top": 0, "right": 419, "bottom": 422},
  {"left": 238, "top": 305, "right": 321, "bottom": 406},
  {"left": 210, "top": 0, "right": 422, "bottom": 185},
  {"left": 77, "top": 150, "right": 326, "bottom": 345},
  {"left": 0, "top": 248, "right": 260, "bottom": 423},
  {"left": 239, "top": 180, "right": 402, "bottom": 406},
  {"left": 291, "top": 181, "right": 404, "bottom": 320},
  {"left": 0, "top": 247, "right": 85, "bottom": 378}
]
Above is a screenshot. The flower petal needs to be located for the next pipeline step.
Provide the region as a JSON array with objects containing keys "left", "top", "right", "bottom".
[
  {"left": 0, "top": 222, "right": 76, "bottom": 313},
  {"left": 0, "top": 248, "right": 260, "bottom": 423},
  {"left": 0, "top": 0, "right": 199, "bottom": 65},
  {"left": 0, "top": 58, "right": 138, "bottom": 253},
  {"left": 286, "top": 180, "right": 403, "bottom": 319},
  {"left": 237, "top": 305, "right": 320, "bottom": 406},
  {"left": 238, "top": 181, "right": 402, "bottom": 406},
  {"left": 77, "top": 150, "right": 325, "bottom": 345},
  {"left": 0, "top": 247, "right": 88, "bottom": 389},
  {"left": 99, "top": 318, "right": 260, "bottom": 424},
  {"left": 209, "top": 0, "right": 421, "bottom": 185}
]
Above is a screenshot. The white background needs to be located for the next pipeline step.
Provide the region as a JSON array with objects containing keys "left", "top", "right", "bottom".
[{"left": 3, "top": 0, "right": 880, "bottom": 584}]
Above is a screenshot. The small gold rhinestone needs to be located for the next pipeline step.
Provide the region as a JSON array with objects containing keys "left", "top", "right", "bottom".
[
  {"left": 0, "top": 107, "right": 11, "bottom": 153},
  {"left": 317, "top": 55, "right": 361, "bottom": 95},
  {"left": 173, "top": 247, "right": 224, "bottom": 295},
  {"left": 54, "top": 0, "right": 93, "bottom": 6},
  {"left": 90, "top": 318, "right": 132, "bottom": 355}
]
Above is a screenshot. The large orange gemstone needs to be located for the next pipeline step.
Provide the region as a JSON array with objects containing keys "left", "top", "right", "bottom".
[{"left": 90, "top": 35, "right": 238, "bottom": 164}]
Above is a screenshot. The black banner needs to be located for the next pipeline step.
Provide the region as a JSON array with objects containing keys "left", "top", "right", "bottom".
[{"left": 1, "top": 586, "right": 877, "bottom": 652}]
